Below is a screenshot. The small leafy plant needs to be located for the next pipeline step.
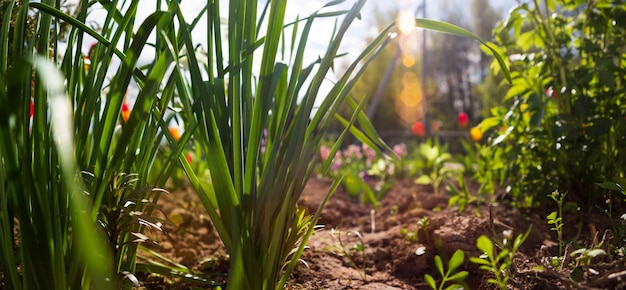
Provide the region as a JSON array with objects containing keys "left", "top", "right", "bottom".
[
  {"left": 415, "top": 141, "right": 461, "bottom": 195},
  {"left": 424, "top": 249, "right": 468, "bottom": 290},
  {"left": 547, "top": 190, "right": 567, "bottom": 257},
  {"left": 470, "top": 227, "right": 531, "bottom": 290},
  {"left": 570, "top": 246, "right": 606, "bottom": 281},
  {"left": 329, "top": 229, "right": 367, "bottom": 282}
]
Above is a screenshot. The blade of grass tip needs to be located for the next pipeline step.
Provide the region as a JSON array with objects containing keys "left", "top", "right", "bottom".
[
  {"left": 346, "top": 97, "right": 394, "bottom": 157},
  {"left": 413, "top": 18, "right": 511, "bottom": 83},
  {"left": 301, "top": 0, "right": 367, "bottom": 120},
  {"left": 33, "top": 56, "right": 115, "bottom": 289},
  {"left": 277, "top": 177, "right": 343, "bottom": 289}
]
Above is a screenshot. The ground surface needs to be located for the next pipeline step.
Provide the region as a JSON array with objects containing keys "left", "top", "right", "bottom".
[{"left": 142, "top": 177, "right": 626, "bottom": 289}]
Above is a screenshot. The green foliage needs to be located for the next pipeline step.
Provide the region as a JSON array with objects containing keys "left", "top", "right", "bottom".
[
  {"left": 414, "top": 140, "right": 461, "bottom": 195},
  {"left": 479, "top": 0, "right": 626, "bottom": 207},
  {"left": 1, "top": 0, "right": 190, "bottom": 288},
  {"left": 470, "top": 227, "right": 531, "bottom": 290},
  {"left": 547, "top": 190, "right": 567, "bottom": 257},
  {"left": 424, "top": 249, "right": 468, "bottom": 290}
]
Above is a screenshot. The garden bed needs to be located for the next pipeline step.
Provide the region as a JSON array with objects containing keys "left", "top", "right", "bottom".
[{"left": 142, "top": 178, "right": 626, "bottom": 289}]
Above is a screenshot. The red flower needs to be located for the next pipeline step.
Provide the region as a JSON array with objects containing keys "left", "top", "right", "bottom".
[
  {"left": 29, "top": 101, "right": 34, "bottom": 118},
  {"left": 412, "top": 121, "right": 425, "bottom": 137},
  {"left": 458, "top": 112, "right": 469, "bottom": 127},
  {"left": 121, "top": 101, "right": 131, "bottom": 122},
  {"left": 185, "top": 153, "right": 193, "bottom": 164}
]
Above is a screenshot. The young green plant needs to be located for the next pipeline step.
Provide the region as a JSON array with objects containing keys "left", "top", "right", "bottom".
[
  {"left": 424, "top": 249, "right": 468, "bottom": 290},
  {"left": 470, "top": 227, "right": 531, "bottom": 290},
  {"left": 330, "top": 229, "right": 368, "bottom": 282},
  {"left": 548, "top": 190, "right": 567, "bottom": 256}
]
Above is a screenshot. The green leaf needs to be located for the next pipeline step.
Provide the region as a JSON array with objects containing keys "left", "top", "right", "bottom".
[
  {"left": 416, "top": 175, "right": 433, "bottom": 185},
  {"left": 444, "top": 284, "right": 465, "bottom": 290},
  {"left": 476, "top": 235, "right": 494, "bottom": 258},
  {"left": 424, "top": 274, "right": 437, "bottom": 290},
  {"left": 586, "top": 249, "right": 606, "bottom": 258},
  {"left": 448, "top": 271, "right": 469, "bottom": 282},
  {"left": 597, "top": 182, "right": 623, "bottom": 192},
  {"left": 448, "top": 250, "right": 465, "bottom": 273},
  {"left": 469, "top": 257, "right": 491, "bottom": 266},
  {"left": 413, "top": 18, "right": 511, "bottom": 83},
  {"left": 434, "top": 255, "right": 444, "bottom": 275}
]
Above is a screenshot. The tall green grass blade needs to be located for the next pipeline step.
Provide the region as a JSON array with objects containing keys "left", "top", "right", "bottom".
[{"left": 414, "top": 18, "right": 512, "bottom": 82}]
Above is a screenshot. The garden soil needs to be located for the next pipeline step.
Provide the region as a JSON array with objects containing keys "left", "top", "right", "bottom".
[{"left": 141, "top": 178, "right": 626, "bottom": 289}]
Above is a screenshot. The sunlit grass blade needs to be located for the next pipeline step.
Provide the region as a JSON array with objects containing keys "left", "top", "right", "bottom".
[{"left": 414, "top": 18, "right": 512, "bottom": 83}]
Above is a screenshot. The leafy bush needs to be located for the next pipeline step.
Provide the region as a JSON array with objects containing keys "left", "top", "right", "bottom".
[{"left": 480, "top": 0, "right": 626, "bottom": 207}]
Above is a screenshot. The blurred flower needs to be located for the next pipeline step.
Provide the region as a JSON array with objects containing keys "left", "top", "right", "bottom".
[
  {"left": 186, "top": 152, "right": 193, "bottom": 164},
  {"left": 29, "top": 101, "right": 34, "bottom": 118},
  {"left": 458, "top": 112, "right": 469, "bottom": 127},
  {"left": 344, "top": 144, "right": 362, "bottom": 160},
  {"left": 431, "top": 120, "right": 441, "bottom": 133},
  {"left": 545, "top": 86, "right": 556, "bottom": 99},
  {"left": 121, "top": 101, "right": 131, "bottom": 122},
  {"left": 362, "top": 144, "right": 377, "bottom": 162},
  {"left": 319, "top": 145, "right": 331, "bottom": 162},
  {"left": 169, "top": 127, "right": 181, "bottom": 141},
  {"left": 83, "top": 56, "right": 91, "bottom": 71},
  {"left": 359, "top": 170, "right": 370, "bottom": 181},
  {"left": 412, "top": 121, "right": 425, "bottom": 137},
  {"left": 393, "top": 143, "right": 407, "bottom": 158},
  {"left": 386, "top": 162, "right": 396, "bottom": 176},
  {"left": 333, "top": 152, "right": 342, "bottom": 170},
  {"left": 470, "top": 126, "right": 483, "bottom": 142}
]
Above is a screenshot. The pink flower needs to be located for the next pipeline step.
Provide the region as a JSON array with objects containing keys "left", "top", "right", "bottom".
[
  {"left": 361, "top": 144, "right": 377, "bottom": 162},
  {"left": 333, "top": 152, "right": 342, "bottom": 170},
  {"left": 344, "top": 144, "right": 362, "bottom": 160},
  {"left": 319, "top": 145, "right": 331, "bottom": 162},
  {"left": 393, "top": 143, "right": 407, "bottom": 158}
]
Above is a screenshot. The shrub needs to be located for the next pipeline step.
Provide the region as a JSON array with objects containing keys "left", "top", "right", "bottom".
[{"left": 480, "top": 0, "right": 626, "bottom": 207}]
